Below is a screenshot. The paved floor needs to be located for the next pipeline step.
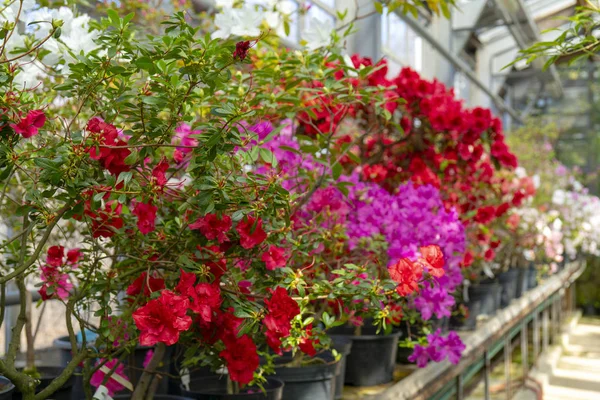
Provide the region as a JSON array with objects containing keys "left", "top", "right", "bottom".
[{"left": 522, "top": 315, "right": 600, "bottom": 400}]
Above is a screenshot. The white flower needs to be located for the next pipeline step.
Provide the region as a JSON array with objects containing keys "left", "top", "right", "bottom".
[
  {"left": 532, "top": 174, "right": 540, "bottom": 189},
  {"left": 302, "top": 16, "right": 334, "bottom": 50},
  {"left": 552, "top": 189, "right": 566, "bottom": 205},
  {"left": 0, "top": 0, "right": 36, "bottom": 23},
  {"left": 212, "top": 6, "right": 263, "bottom": 39},
  {"left": 26, "top": 7, "right": 98, "bottom": 73},
  {"left": 12, "top": 61, "right": 46, "bottom": 89},
  {"left": 515, "top": 166, "right": 527, "bottom": 178}
]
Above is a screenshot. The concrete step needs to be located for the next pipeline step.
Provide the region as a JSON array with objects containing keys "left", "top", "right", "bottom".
[
  {"left": 550, "top": 367, "right": 600, "bottom": 392},
  {"left": 543, "top": 384, "right": 600, "bottom": 400},
  {"left": 557, "top": 354, "right": 600, "bottom": 371}
]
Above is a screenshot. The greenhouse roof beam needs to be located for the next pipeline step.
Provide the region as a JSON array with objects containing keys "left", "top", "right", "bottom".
[
  {"left": 492, "top": 0, "right": 564, "bottom": 97},
  {"left": 396, "top": 10, "right": 523, "bottom": 123}
]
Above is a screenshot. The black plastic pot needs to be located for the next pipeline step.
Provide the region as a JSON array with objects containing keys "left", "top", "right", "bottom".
[
  {"left": 473, "top": 282, "right": 501, "bottom": 316},
  {"left": 527, "top": 264, "right": 538, "bottom": 290},
  {"left": 12, "top": 367, "right": 74, "bottom": 400},
  {"left": 115, "top": 395, "right": 194, "bottom": 400},
  {"left": 168, "top": 365, "right": 214, "bottom": 396},
  {"left": 515, "top": 267, "right": 529, "bottom": 298},
  {"left": 498, "top": 269, "right": 519, "bottom": 308},
  {"left": 270, "top": 352, "right": 338, "bottom": 400},
  {"left": 450, "top": 282, "right": 499, "bottom": 331},
  {"left": 181, "top": 377, "right": 283, "bottom": 400},
  {"left": 0, "top": 376, "right": 15, "bottom": 400},
  {"left": 330, "top": 338, "right": 352, "bottom": 400},
  {"left": 330, "top": 326, "right": 401, "bottom": 387},
  {"left": 396, "top": 346, "right": 413, "bottom": 364}
]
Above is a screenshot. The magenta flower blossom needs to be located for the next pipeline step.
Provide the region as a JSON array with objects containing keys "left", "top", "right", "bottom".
[{"left": 408, "top": 329, "right": 466, "bottom": 368}]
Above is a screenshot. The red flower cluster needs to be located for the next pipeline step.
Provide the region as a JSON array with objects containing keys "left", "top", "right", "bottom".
[
  {"left": 261, "top": 245, "right": 289, "bottom": 270},
  {"left": 132, "top": 201, "right": 158, "bottom": 235},
  {"left": 175, "top": 269, "right": 222, "bottom": 325},
  {"left": 127, "top": 272, "right": 165, "bottom": 299},
  {"left": 38, "top": 246, "right": 77, "bottom": 301},
  {"left": 83, "top": 200, "right": 124, "bottom": 238},
  {"left": 151, "top": 158, "right": 170, "bottom": 187},
  {"left": 132, "top": 290, "right": 192, "bottom": 346},
  {"left": 11, "top": 109, "right": 46, "bottom": 138},
  {"left": 389, "top": 245, "right": 446, "bottom": 295},
  {"left": 219, "top": 334, "right": 259, "bottom": 384},
  {"left": 233, "top": 40, "right": 251, "bottom": 61},
  {"left": 189, "top": 213, "right": 232, "bottom": 243},
  {"left": 86, "top": 118, "right": 131, "bottom": 176},
  {"left": 236, "top": 215, "right": 267, "bottom": 249},
  {"left": 263, "top": 287, "right": 301, "bottom": 355},
  {"left": 388, "top": 258, "right": 423, "bottom": 296}
]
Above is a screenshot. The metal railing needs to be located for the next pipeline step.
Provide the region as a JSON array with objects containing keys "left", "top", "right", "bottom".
[{"left": 380, "top": 260, "right": 584, "bottom": 400}]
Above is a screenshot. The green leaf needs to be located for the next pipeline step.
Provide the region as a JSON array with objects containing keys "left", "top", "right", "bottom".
[
  {"left": 374, "top": 1, "right": 383, "bottom": 14},
  {"left": 107, "top": 9, "right": 121, "bottom": 28}
]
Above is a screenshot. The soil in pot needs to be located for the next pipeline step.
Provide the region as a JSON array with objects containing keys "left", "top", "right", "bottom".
[
  {"left": 330, "top": 337, "right": 351, "bottom": 400},
  {"left": 330, "top": 326, "right": 401, "bottom": 387},
  {"left": 269, "top": 351, "right": 338, "bottom": 400},
  {"left": 498, "top": 269, "right": 519, "bottom": 308},
  {"left": 181, "top": 376, "right": 283, "bottom": 400},
  {"left": 12, "top": 366, "right": 74, "bottom": 400},
  {"left": 0, "top": 376, "right": 15, "bottom": 400},
  {"left": 515, "top": 267, "right": 529, "bottom": 298}
]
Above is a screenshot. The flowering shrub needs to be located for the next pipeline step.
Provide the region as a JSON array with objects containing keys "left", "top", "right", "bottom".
[
  {"left": 0, "top": 0, "right": 473, "bottom": 398},
  {"left": 6, "top": 0, "right": 594, "bottom": 399}
]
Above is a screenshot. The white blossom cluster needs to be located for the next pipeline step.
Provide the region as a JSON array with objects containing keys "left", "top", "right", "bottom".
[
  {"left": 212, "top": 0, "right": 335, "bottom": 50},
  {"left": 1, "top": 0, "right": 99, "bottom": 89}
]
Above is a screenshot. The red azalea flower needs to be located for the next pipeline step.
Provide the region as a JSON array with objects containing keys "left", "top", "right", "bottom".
[
  {"left": 86, "top": 117, "right": 131, "bottom": 176},
  {"left": 189, "top": 213, "right": 232, "bottom": 243},
  {"left": 151, "top": 158, "right": 169, "bottom": 187},
  {"left": 362, "top": 164, "right": 388, "bottom": 183},
  {"left": 236, "top": 216, "right": 267, "bottom": 249},
  {"left": 66, "top": 248, "right": 83, "bottom": 265},
  {"left": 388, "top": 258, "right": 423, "bottom": 296},
  {"left": 495, "top": 203, "right": 510, "bottom": 217},
  {"left": 418, "top": 245, "right": 445, "bottom": 278},
  {"left": 261, "top": 245, "right": 289, "bottom": 270},
  {"left": 474, "top": 206, "right": 496, "bottom": 224},
  {"left": 233, "top": 40, "right": 251, "bottom": 61},
  {"left": 263, "top": 287, "right": 300, "bottom": 354},
  {"left": 132, "top": 290, "right": 192, "bottom": 346},
  {"left": 132, "top": 201, "right": 158, "bottom": 235},
  {"left": 299, "top": 324, "right": 319, "bottom": 356},
  {"left": 189, "top": 283, "right": 222, "bottom": 324},
  {"left": 46, "top": 245, "right": 65, "bottom": 267},
  {"left": 10, "top": 110, "right": 46, "bottom": 138},
  {"left": 85, "top": 201, "right": 124, "bottom": 238},
  {"left": 126, "top": 272, "right": 165, "bottom": 298},
  {"left": 512, "top": 191, "right": 525, "bottom": 207},
  {"left": 216, "top": 309, "right": 244, "bottom": 342},
  {"left": 219, "top": 334, "right": 259, "bottom": 384},
  {"left": 484, "top": 248, "right": 495, "bottom": 261},
  {"left": 175, "top": 269, "right": 196, "bottom": 295},
  {"left": 460, "top": 251, "right": 474, "bottom": 268}
]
